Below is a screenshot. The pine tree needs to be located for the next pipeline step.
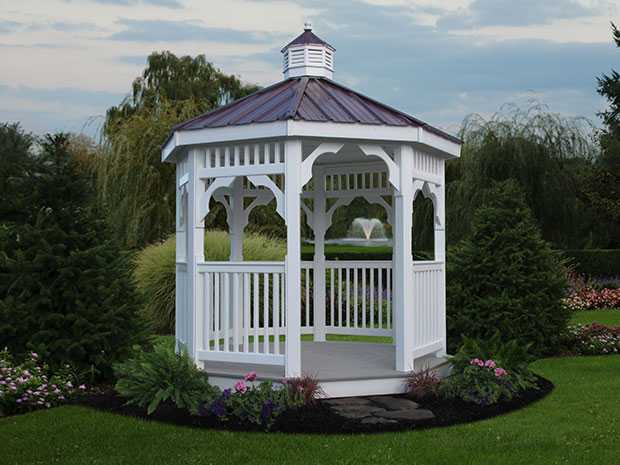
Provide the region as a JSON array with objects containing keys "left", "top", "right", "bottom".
[
  {"left": 446, "top": 180, "right": 569, "bottom": 355},
  {"left": 0, "top": 134, "right": 145, "bottom": 379}
]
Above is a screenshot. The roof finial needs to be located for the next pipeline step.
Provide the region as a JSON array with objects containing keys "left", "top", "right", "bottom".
[{"left": 304, "top": 21, "right": 312, "bottom": 31}]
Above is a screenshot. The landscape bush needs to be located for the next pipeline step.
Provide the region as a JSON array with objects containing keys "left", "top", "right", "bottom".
[
  {"left": 0, "top": 134, "right": 145, "bottom": 379},
  {"left": 134, "top": 231, "right": 285, "bottom": 333},
  {"left": 114, "top": 343, "right": 219, "bottom": 415},
  {"left": 563, "top": 249, "right": 620, "bottom": 277},
  {"left": 446, "top": 180, "right": 569, "bottom": 355},
  {"left": 0, "top": 349, "right": 84, "bottom": 416},
  {"left": 406, "top": 368, "right": 441, "bottom": 402},
  {"left": 441, "top": 335, "right": 537, "bottom": 406}
]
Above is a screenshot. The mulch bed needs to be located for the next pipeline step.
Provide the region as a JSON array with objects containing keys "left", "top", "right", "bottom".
[{"left": 74, "top": 375, "right": 553, "bottom": 434}]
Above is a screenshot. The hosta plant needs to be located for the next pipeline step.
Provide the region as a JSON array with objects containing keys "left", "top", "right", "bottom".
[{"left": 114, "top": 343, "right": 219, "bottom": 415}]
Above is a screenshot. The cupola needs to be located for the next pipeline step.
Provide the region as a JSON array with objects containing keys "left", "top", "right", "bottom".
[{"left": 281, "top": 22, "right": 335, "bottom": 79}]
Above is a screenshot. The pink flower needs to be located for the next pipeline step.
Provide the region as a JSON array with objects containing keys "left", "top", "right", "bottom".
[
  {"left": 470, "top": 358, "right": 484, "bottom": 367},
  {"left": 78, "top": 384, "right": 86, "bottom": 390},
  {"left": 30, "top": 352, "right": 38, "bottom": 359},
  {"left": 494, "top": 367, "right": 508, "bottom": 377},
  {"left": 234, "top": 380, "right": 247, "bottom": 393},
  {"left": 484, "top": 360, "right": 497, "bottom": 369},
  {"left": 243, "top": 371, "right": 257, "bottom": 382}
]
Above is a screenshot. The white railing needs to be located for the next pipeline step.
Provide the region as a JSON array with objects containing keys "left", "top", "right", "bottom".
[
  {"left": 196, "top": 262, "right": 285, "bottom": 366},
  {"left": 324, "top": 260, "right": 393, "bottom": 336},
  {"left": 301, "top": 262, "right": 314, "bottom": 333},
  {"left": 411, "top": 261, "right": 445, "bottom": 358}
]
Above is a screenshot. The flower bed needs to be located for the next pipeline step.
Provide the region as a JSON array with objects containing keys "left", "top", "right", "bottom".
[
  {"left": 563, "top": 287, "right": 620, "bottom": 311},
  {"left": 0, "top": 350, "right": 84, "bottom": 416},
  {"left": 565, "top": 323, "right": 620, "bottom": 355}
]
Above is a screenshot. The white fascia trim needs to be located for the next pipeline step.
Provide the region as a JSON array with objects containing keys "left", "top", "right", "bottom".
[{"left": 161, "top": 120, "right": 461, "bottom": 163}]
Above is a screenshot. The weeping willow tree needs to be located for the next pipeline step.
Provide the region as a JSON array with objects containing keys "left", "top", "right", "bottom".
[
  {"left": 446, "top": 103, "right": 597, "bottom": 249},
  {"left": 97, "top": 52, "right": 259, "bottom": 248}
]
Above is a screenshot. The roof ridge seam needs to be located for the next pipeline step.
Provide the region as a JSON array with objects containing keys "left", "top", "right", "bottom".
[{"left": 285, "top": 77, "right": 310, "bottom": 119}]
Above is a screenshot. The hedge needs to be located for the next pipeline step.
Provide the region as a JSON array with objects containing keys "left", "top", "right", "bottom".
[
  {"left": 562, "top": 249, "right": 620, "bottom": 277},
  {"left": 300, "top": 244, "right": 432, "bottom": 261}
]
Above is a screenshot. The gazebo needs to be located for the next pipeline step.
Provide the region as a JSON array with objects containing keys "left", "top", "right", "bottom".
[{"left": 162, "top": 24, "right": 461, "bottom": 398}]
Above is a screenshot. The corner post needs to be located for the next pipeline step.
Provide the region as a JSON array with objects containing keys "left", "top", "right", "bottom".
[
  {"left": 434, "top": 162, "right": 447, "bottom": 356},
  {"left": 187, "top": 149, "right": 205, "bottom": 362},
  {"left": 393, "top": 144, "right": 414, "bottom": 371},
  {"left": 285, "top": 139, "right": 302, "bottom": 377},
  {"left": 312, "top": 165, "right": 327, "bottom": 342}
]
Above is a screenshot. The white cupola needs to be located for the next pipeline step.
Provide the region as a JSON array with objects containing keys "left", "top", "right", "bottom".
[{"left": 281, "top": 22, "right": 335, "bottom": 79}]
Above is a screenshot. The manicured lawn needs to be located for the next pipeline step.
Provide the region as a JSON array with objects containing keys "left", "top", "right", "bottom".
[
  {"left": 2, "top": 355, "right": 619, "bottom": 465},
  {"left": 570, "top": 309, "right": 620, "bottom": 326}
]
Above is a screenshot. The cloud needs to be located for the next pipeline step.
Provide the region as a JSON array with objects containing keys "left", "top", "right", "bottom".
[
  {"left": 437, "top": 0, "right": 599, "bottom": 29},
  {"left": 107, "top": 18, "right": 281, "bottom": 43},
  {"left": 91, "top": 0, "right": 183, "bottom": 8},
  {"left": 0, "top": 20, "right": 22, "bottom": 33}
]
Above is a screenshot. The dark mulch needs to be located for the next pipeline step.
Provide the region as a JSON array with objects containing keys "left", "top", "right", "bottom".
[{"left": 75, "top": 375, "right": 553, "bottom": 434}]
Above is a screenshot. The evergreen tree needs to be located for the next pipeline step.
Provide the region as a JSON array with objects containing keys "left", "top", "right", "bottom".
[
  {"left": 446, "top": 180, "right": 568, "bottom": 355},
  {"left": 579, "top": 23, "right": 620, "bottom": 247},
  {"left": 0, "top": 134, "right": 145, "bottom": 378}
]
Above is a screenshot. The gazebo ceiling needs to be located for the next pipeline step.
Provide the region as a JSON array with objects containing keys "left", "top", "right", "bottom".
[{"left": 171, "top": 76, "right": 460, "bottom": 144}]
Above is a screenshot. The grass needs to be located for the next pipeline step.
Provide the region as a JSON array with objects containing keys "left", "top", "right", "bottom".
[
  {"left": 1, "top": 355, "right": 619, "bottom": 464},
  {"left": 570, "top": 309, "right": 620, "bottom": 326}
]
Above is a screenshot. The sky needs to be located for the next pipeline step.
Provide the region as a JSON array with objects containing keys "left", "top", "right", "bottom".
[{"left": 0, "top": 0, "right": 618, "bottom": 138}]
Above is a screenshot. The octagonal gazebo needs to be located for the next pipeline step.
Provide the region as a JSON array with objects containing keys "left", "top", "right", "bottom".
[{"left": 162, "top": 24, "right": 461, "bottom": 398}]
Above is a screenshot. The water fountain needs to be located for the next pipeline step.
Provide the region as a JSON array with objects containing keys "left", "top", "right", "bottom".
[{"left": 322, "top": 217, "right": 392, "bottom": 247}]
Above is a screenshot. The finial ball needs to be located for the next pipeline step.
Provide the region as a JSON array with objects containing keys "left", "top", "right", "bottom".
[{"left": 304, "top": 21, "right": 312, "bottom": 31}]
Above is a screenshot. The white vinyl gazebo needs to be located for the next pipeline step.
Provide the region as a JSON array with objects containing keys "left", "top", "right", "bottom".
[{"left": 162, "top": 24, "right": 461, "bottom": 398}]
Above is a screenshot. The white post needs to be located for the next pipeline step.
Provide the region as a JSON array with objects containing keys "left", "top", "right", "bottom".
[
  {"left": 434, "top": 162, "right": 447, "bottom": 356},
  {"left": 229, "top": 177, "right": 244, "bottom": 261},
  {"left": 393, "top": 145, "right": 414, "bottom": 371},
  {"left": 312, "top": 165, "right": 327, "bottom": 342},
  {"left": 187, "top": 149, "right": 205, "bottom": 362},
  {"left": 285, "top": 139, "right": 302, "bottom": 377}
]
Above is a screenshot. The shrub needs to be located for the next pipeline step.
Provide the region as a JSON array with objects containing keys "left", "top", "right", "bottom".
[
  {"left": 564, "top": 324, "right": 620, "bottom": 355},
  {"left": 406, "top": 368, "right": 441, "bottom": 401},
  {"left": 134, "top": 231, "right": 285, "bottom": 334},
  {"left": 204, "top": 372, "right": 319, "bottom": 430},
  {"left": 441, "top": 335, "right": 537, "bottom": 406},
  {"left": 113, "top": 343, "right": 219, "bottom": 415},
  {"left": 563, "top": 249, "right": 620, "bottom": 277},
  {"left": 282, "top": 374, "right": 323, "bottom": 405},
  {"left": 0, "top": 349, "right": 84, "bottom": 416},
  {"left": 446, "top": 180, "right": 569, "bottom": 355},
  {"left": 0, "top": 134, "right": 144, "bottom": 379}
]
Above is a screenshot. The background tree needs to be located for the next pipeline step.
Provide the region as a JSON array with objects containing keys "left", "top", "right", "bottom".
[
  {"left": 579, "top": 23, "right": 620, "bottom": 247},
  {"left": 0, "top": 134, "right": 144, "bottom": 378},
  {"left": 446, "top": 180, "right": 569, "bottom": 355},
  {"left": 446, "top": 104, "right": 596, "bottom": 249},
  {"left": 98, "top": 52, "right": 259, "bottom": 248}
]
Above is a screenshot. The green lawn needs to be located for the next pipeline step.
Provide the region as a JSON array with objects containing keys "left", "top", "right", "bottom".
[
  {"left": 571, "top": 309, "right": 620, "bottom": 326},
  {"left": 2, "top": 355, "right": 619, "bottom": 465}
]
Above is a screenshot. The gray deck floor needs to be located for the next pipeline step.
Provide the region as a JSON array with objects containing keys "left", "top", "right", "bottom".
[{"left": 204, "top": 342, "right": 408, "bottom": 381}]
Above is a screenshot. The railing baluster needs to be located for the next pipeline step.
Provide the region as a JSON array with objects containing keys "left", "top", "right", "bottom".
[
  {"left": 273, "top": 272, "right": 280, "bottom": 355},
  {"left": 378, "top": 266, "right": 383, "bottom": 329},
  {"left": 204, "top": 272, "right": 211, "bottom": 351},
  {"left": 223, "top": 273, "right": 230, "bottom": 352},
  {"left": 305, "top": 267, "right": 310, "bottom": 327},
  {"left": 337, "top": 267, "right": 342, "bottom": 326},
  {"left": 345, "top": 268, "right": 350, "bottom": 327},
  {"left": 387, "top": 267, "right": 391, "bottom": 330},
  {"left": 243, "top": 272, "right": 249, "bottom": 353},
  {"left": 213, "top": 273, "right": 220, "bottom": 351},
  {"left": 263, "top": 272, "right": 269, "bottom": 354},
  {"left": 370, "top": 267, "right": 374, "bottom": 328},
  {"left": 362, "top": 268, "right": 366, "bottom": 329},
  {"left": 353, "top": 267, "right": 358, "bottom": 328},
  {"left": 253, "top": 273, "right": 259, "bottom": 353},
  {"left": 330, "top": 267, "right": 334, "bottom": 326},
  {"left": 232, "top": 272, "right": 239, "bottom": 352}
]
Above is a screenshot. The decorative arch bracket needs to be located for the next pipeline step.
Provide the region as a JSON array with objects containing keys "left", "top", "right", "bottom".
[
  {"left": 413, "top": 179, "right": 444, "bottom": 228},
  {"left": 300, "top": 142, "right": 345, "bottom": 188},
  {"left": 241, "top": 190, "right": 273, "bottom": 229},
  {"left": 247, "top": 175, "right": 285, "bottom": 220},
  {"left": 325, "top": 197, "right": 356, "bottom": 231},
  {"left": 200, "top": 176, "right": 235, "bottom": 222},
  {"left": 362, "top": 194, "right": 393, "bottom": 226},
  {"left": 358, "top": 145, "right": 400, "bottom": 192}
]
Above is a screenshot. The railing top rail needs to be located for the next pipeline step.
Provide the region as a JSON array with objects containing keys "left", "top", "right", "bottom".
[
  {"left": 412, "top": 260, "right": 444, "bottom": 270},
  {"left": 197, "top": 261, "right": 285, "bottom": 273},
  {"left": 324, "top": 260, "right": 393, "bottom": 268}
]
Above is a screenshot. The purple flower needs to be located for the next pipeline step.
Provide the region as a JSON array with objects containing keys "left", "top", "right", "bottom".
[
  {"left": 222, "top": 388, "right": 232, "bottom": 399},
  {"left": 261, "top": 399, "right": 274, "bottom": 424},
  {"left": 210, "top": 401, "right": 226, "bottom": 418}
]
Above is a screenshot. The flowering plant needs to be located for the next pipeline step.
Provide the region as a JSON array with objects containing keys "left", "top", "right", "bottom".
[
  {"left": 0, "top": 349, "right": 84, "bottom": 416},
  {"left": 563, "top": 287, "right": 620, "bottom": 311},
  {"left": 564, "top": 323, "right": 620, "bottom": 355},
  {"left": 204, "top": 372, "right": 320, "bottom": 429}
]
